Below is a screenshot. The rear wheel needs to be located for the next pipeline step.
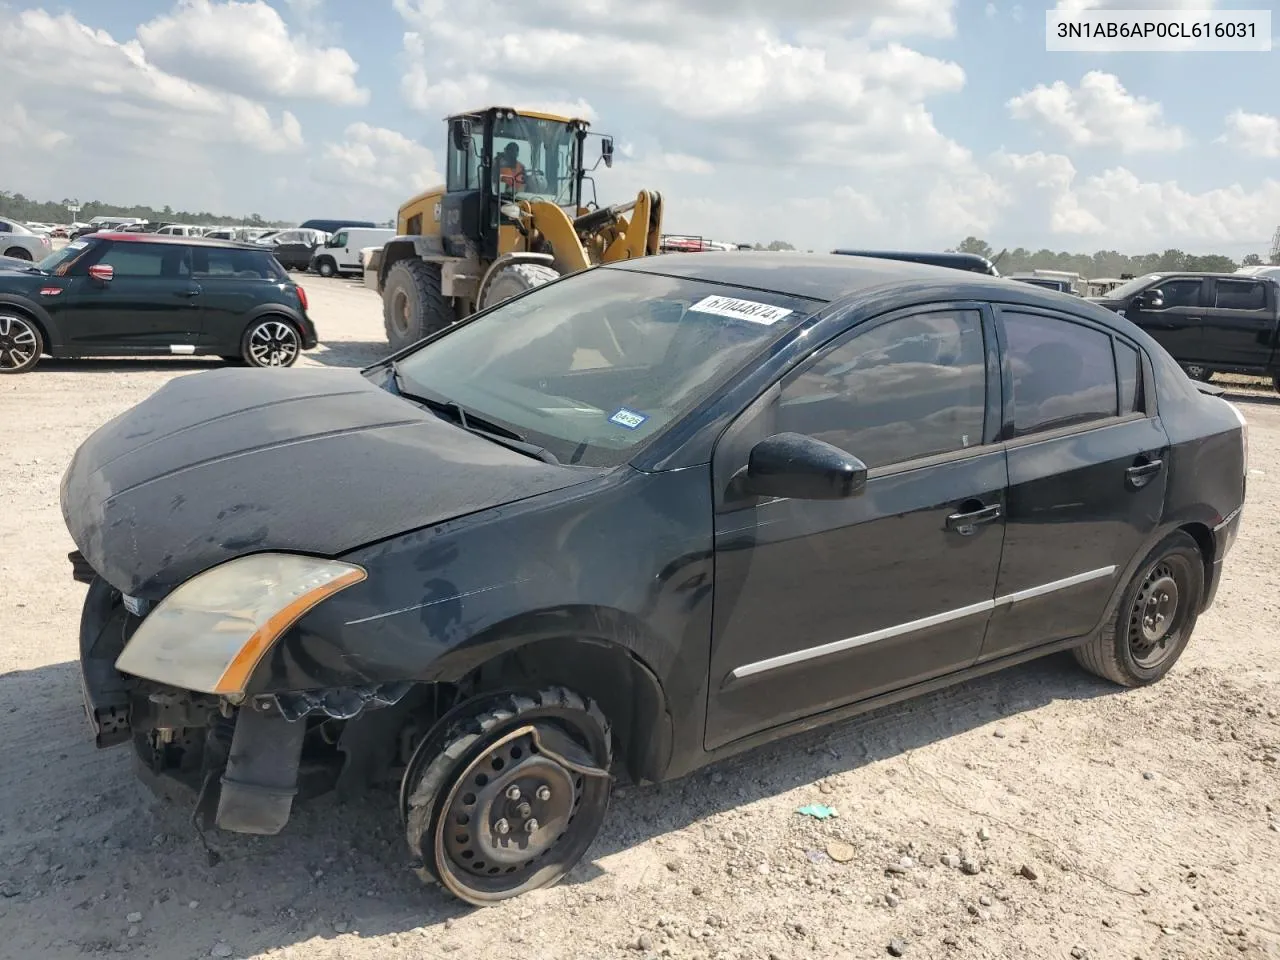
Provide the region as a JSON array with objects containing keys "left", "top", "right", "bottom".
[
  {"left": 1073, "top": 531, "right": 1204, "bottom": 687},
  {"left": 402, "top": 687, "right": 613, "bottom": 906},
  {"left": 241, "top": 317, "right": 301, "bottom": 367},
  {"left": 479, "top": 263, "right": 560, "bottom": 311},
  {"left": 3, "top": 248, "right": 33, "bottom": 261},
  {"left": 382, "top": 259, "right": 452, "bottom": 351},
  {"left": 0, "top": 312, "right": 43, "bottom": 373},
  {"left": 1182, "top": 364, "right": 1212, "bottom": 382}
]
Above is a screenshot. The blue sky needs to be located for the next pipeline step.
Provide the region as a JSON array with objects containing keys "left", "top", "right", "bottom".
[{"left": 2, "top": 0, "right": 1277, "bottom": 256}]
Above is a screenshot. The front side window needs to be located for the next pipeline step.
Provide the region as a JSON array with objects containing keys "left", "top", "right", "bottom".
[
  {"left": 1004, "top": 312, "right": 1117, "bottom": 437},
  {"left": 392, "top": 270, "right": 821, "bottom": 467},
  {"left": 1153, "top": 279, "right": 1202, "bottom": 309},
  {"left": 94, "top": 242, "right": 182, "bottom": 278},
  {"left": 1215, "top": 279, "right": 1266, "bottom": 310},
  {"left": 332, "top": 232, "right": 347, "bottom": 247},
  {"left": 776, "top": 309, "right": 988, "bottom": 469}
]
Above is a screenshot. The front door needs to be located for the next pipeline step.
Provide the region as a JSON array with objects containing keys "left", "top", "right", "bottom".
[
  {"left": 1199, "top": 277, "right": 1275, "bottom": 370},
  {"left": 1127, "top": 277, "right": 1206, "bottom": 362},
  {"left": 706, "top": 304, "right": 1007, "bottom": 750},
  {"left": 979, "top": 307, "right": 1169, "bottom": 662},
  {"left": 60, "top": 241, "right": 202, "bottom": 351}
]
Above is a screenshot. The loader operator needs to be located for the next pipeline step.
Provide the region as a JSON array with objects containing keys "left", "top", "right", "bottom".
[{"left": 498, "top": 142, "right": 526, "bottom": 193}]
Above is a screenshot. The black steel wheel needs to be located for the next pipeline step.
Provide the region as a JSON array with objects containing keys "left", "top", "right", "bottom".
[
  {"left": 402, "top": 687, "right": 613, "bottom": 905},
  {"left": 0, "top": 312, "right": 43, "bottom": 373},
  {"left": 1182, "top": 364, "right": 1212, "bottom": 382},
  {"left": 1073, "top": 531, "right": 1204, "bottom": 686},
  {"left": 241, "top": 317, "right": 301, "bottom": 368}
]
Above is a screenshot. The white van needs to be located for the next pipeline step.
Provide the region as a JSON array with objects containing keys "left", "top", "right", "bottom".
[{"left": 311, "top": 227, "right": 395, "bottom": 277}]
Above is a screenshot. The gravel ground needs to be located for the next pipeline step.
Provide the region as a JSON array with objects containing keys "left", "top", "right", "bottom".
[{"left": 1, "top": 275, "right": 1278, "bottom": 960}]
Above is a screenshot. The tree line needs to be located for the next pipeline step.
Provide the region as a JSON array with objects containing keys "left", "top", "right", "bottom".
[
  {"left": 950, "top": 236, "right": 1275, "bottom": 278},
  {"left": 0, "top": 191, "right": 293, "bottom": 228}
]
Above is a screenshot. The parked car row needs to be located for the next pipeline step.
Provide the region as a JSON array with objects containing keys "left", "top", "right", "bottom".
[{"left": 0, "top": 217, "right": 55, "bottom": 262}]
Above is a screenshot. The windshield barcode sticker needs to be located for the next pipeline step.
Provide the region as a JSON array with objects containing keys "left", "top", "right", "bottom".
[
  {"left": 689, "top": 295, "right": 793, "bottom": 325},
  {"left": 609, "top": 408, "right": 648, "bottom": 430}
]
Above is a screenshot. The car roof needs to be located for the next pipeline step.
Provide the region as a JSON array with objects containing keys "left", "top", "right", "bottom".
[
  {"left": 604, "top": 251, "right": 1150, "bottom": 333},
  {"left": 91, "top": 233, "right": 266, "bottom": 250}
]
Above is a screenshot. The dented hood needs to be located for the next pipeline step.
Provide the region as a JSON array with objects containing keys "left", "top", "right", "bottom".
[{"left": 61, "top": 366, "right": 591, "bottom": 599}]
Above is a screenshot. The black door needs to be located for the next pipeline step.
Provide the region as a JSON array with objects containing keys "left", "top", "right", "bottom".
[
  {"left": 59, "top": 241, "right": 201, "bottom": 351},
  {"left": 706, "top": 305, "right": 1007, "bottom": 749},
  {"left": 1126, "top": 277, "right": 1206, "bottom": 362},
  {"left": 1199, "top": 277, "right": 1275, "bottom": 370},
  {"left": 978, "top": 307, "right": 1169, "bottom": 662}
]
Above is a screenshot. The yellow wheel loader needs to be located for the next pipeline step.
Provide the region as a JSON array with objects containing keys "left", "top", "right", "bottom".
[{"left": 369, "top": 107, "right": 664, "bottom": 351}]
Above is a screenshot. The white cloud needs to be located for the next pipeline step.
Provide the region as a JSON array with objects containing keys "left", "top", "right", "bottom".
[
  {"left": 1008, "top": 71, "right": 1185, "bottom": 152},
  {"left": 1218, "top": 109, "right": 1280, "bottom": 159},
  {"left": 136, "top": 0, "right": 367, "bottom": 106},
  {"left": 314, "top": 123, "right": 442, "bottom": 214},
  {"left": 996, "top": 150, "right": 1280, "bottom": 247},
  {"left": 0, "top": 103, "right": 71, "bottom": 152},
  {"left": 985, "top": 3, "right": 997, "bottom": 17}
]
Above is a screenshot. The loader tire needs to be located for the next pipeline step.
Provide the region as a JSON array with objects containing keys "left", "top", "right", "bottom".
[
  {"left": 478, "top": 263, "right": 561, "bottom": 311},
  {"left": 383, "top": 259, "right": 452, "bottom": 351}
]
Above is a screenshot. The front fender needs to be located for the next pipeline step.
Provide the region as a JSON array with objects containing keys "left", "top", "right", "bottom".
[{"left": 0, "top": 292, "right": 65, "bottom": 348}]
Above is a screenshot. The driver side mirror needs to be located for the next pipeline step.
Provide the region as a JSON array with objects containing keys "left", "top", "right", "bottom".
[
  {"left": 740, "top": 432, "right": 868, "bottom": 501},
  {"left": 1138, "top": 288, "right": 1165, "bottom": 309},
  {"left": 600, "top": 136, "right": 614, "bottom": 169},
  {"left": 87, "top": 264, "right": 113, "bottom": 283},
  {"left": 452, "top": 120, "right": 473, "bottom": 152}
]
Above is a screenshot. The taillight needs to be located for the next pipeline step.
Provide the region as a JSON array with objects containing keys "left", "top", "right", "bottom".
[{"left": 295, "top": 285, "right": 308, "bottom": 310}]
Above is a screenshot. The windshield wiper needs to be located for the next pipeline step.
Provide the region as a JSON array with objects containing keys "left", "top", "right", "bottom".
[{"left": 390, "top": 363, "right": 560, "bottom": 465}]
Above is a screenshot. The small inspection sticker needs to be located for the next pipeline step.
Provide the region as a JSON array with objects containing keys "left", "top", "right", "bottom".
[
  {"left": 689, "top": 295, "right": 793, "bottom": 326},
  {"left": 609, "top": 408, "right": 649, "bottom": 430}
]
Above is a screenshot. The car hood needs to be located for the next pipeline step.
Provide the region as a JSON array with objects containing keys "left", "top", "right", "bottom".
[{"left": 61, "top": 367, "right": 595, "bottom": 599}]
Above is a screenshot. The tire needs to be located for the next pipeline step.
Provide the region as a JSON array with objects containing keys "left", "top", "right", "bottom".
[
  {"left": 479, "top": 262, "right": 561, "bottom": 311},
  {"left": 382, "top": 259, "right": 452, "bottom": 352},
  {"left": 4, "top": 247, "right": 33, "bottom": 261},
  {"left": 240, "top": 316, "right": 301, "bottom": 368},
  {"left": 1073, "top": 531, "right": 1205, "bottom": 687},
  {"left": 315, "top": 257, "right": 336, "bottom": 278},
  {"left": 0, "top": 311, "right": 44, "bottom": 373},
  {"left": 402, "top": 686, "right": 613, "bottom": 906},
  {"left": 1182, "top": 364, "right": 1212, "bottom": 382},
  {"left": 1272, "top": 375, "right": 1280, "bottom": 394}
]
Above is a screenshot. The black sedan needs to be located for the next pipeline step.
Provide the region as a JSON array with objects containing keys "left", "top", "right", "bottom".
[{"left": 63, "top": 253, "right": 1247, "bottom": 905}]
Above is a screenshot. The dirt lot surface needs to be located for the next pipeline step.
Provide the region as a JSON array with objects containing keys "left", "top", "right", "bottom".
[{"left": 1, "top": 275, "right": 1278, "bottom": 960}]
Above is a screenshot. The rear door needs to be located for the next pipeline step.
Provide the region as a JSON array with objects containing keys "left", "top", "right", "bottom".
[
  {"left": 1126, "top": 277, "right": 1206, "bottom": 362},
  {"left": 58, "top": 241, "right": 202, "bottom": 351},
  {"left": 190, "top": 246, "right": 276, "bottom": 350},
  {"left": 1199, "top": 276, "right": 1276, "bottom": 369},
  {"left": 978, "top": 307, "right": 1169, "bottom": 662}
]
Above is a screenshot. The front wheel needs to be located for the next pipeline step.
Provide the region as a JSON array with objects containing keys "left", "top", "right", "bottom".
[
  {"left": 241, "top": 317, "right": 301, "bottom": 367},
  {"left": 1073, "top": 531, "right": 1204, "bottom": 687},
  {"left": 402, "top": 687, "right": 613, "bottom": 905},
  {"left": 0, "top": 312, "right": 44, "bottom": 373},
  {"left": 315, "top": 258, "right": 336, "bottom": 278}
]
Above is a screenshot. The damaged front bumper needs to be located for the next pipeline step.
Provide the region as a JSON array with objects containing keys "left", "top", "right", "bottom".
[{"left": 75, "top": 562, "right": 414, "bottom": 835}]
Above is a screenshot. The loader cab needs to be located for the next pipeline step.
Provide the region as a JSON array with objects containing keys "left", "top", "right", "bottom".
[{"left": 442, "top": 107, "right": 593, "bottom": 260}]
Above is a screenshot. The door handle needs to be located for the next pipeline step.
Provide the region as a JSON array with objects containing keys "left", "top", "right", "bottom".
[
  {"left": 174, "top": 288, "right": 200, "bottom": 298},
  {"left": 1125, "top": 458, "right": 1164, "bottom": 489},
  {"left": 946, "top": 502, "right": 1002, "bottom": 536}
]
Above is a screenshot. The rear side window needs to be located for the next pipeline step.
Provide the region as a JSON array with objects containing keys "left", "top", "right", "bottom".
[
  {"left": 778, "top": 309, "right": 988, "bottom": 469},
  {"left": 1215, "top": 279, "right": 1267, "bottom": 310},
  {"left": 1115, "top": 340, "right": 1143, "bottom": 415},
  {"left": 1003, "top": 312, "right": 1117, "bottom": 437},
  {"left": 191, "top": 247, "right": 285, "bottom": 280}
]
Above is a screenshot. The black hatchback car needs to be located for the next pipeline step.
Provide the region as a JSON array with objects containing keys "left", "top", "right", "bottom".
[
  {"left": 63, "top": 253, "right": 1246, "bottom": 905},
  {"left": 0, "top": 233, "right": 317, "bottom": 373}
]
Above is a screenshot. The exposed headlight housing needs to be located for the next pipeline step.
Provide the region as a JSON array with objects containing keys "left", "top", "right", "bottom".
[{"left": 115, "top": 553, "right": 366, "bottom": 696}]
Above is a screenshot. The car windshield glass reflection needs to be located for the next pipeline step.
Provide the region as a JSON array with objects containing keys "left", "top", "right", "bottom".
[{"left": 392, "top": 269, "right": 820, "bottom": 467}]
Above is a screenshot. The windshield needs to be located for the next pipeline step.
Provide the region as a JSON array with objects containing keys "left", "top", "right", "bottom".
[
  {"left": 35, "top": 239, "right": 93, "bottom": 275},
  {"left": 392, "top": 268, "right": 822, "bottom": 467},
  {"left": 493, "top": 115, "right": 580, "bottom": 207},
  {"left": 1105, "top": 273, "right": 1161, "bottom": 299}
]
